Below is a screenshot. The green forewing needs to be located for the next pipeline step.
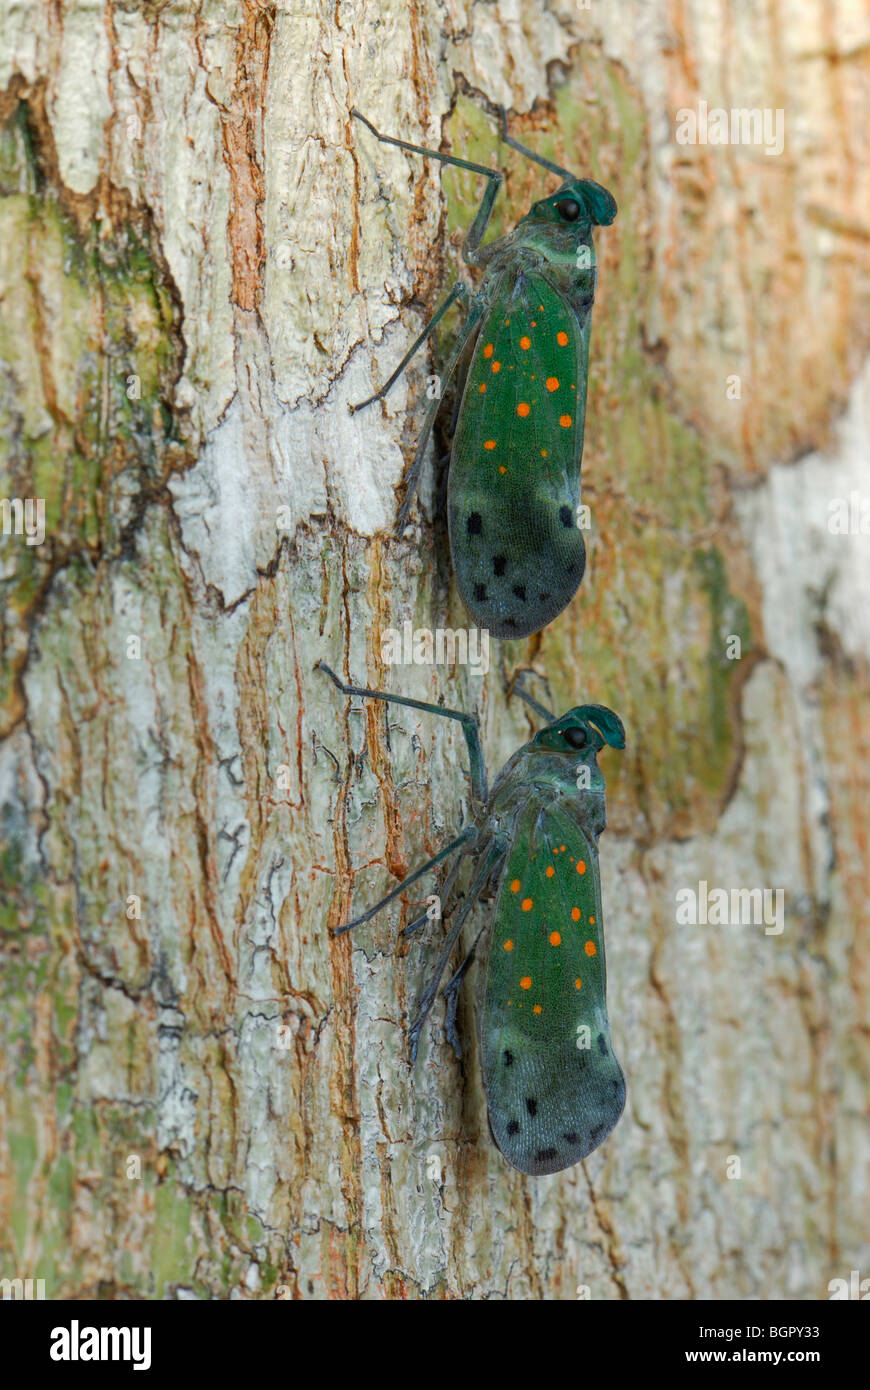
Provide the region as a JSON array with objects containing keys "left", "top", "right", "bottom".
[
  {"left": 448, "top": 270, "right": 590, "bottom": 639},
  {"left": 480, "top": 801, "right": 625, "bottom": 1176}
]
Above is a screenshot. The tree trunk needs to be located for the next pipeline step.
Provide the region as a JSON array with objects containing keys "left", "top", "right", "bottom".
[{"left": 1, "top": 1, "right": 868, "bottom": 1300}]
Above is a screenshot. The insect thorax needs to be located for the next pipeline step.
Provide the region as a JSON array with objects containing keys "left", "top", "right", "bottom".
[
  {"left": 487, "top": 746, "right": 607, "bottom": 833},
  {"left": 480, "top": 222, "right": 596, "bottom": 275}
]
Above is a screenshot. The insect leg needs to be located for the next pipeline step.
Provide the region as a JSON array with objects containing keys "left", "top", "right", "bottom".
[
  {"left": 332, "top": 828, "right": 476, "bottom": 937},
  {"left": 349, "top": 281, "right": 468, "bottom": 415},
  {"left": 317, "top": 661, "right": 488, "bottom": 803},
  {"left": 442, "top": 921, "right": 488, "bottom": 1060},
  {"left": 395, "top": 302, "right": 484, "bottom": 533},
  {"left": 505, "top": 667, "right": 556, "bottom": 722},
  {"left": 402, "top": 850, "right": 464, "bottom": 939},
  {"left": 350, "top": 109, "right": 503, "bottom": 268},
  {"left": 494, "top": 104, "right": 575, "bottom": 181},
  {"left": 407, "top": 846, "right": 505, "bottom": 1064}
]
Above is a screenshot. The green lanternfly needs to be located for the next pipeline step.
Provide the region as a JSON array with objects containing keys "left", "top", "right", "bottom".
[
  {"left": 349, "top": 106, "right": 617, "bottom": 640},
  {"left": 318, "top": 662, "right": 626, "bottom": 1177}
]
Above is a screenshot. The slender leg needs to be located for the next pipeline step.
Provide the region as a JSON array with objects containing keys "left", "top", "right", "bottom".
[
  {"left": 442, "top": 922, "right": 488, "bottom": 1060},
  {"left": 332, "top": 828, "right": 475, "bottom": 937},
  {"left": 407, "top": 846, "right": 504, "bottom": 1063},
  {"left": 505, "top": 665, "right": 556, "bottom": 723},
  {"left": 349, "top": 281, "right": 468, "bottom": 414},
  {"left": 317, "top": 661, "right": 488, "bottom": 804},
  {"left": 352, "top": 109, "right": 503, "bottom": 264},
  {"left": 402, "top": 850, "right": 464, "bottom": 939},
  {"left": 394, "top": 301, "right": 484, "bottom": 532},
  {"left": 494, "top": 104, "right": 575, "bottom": 181}
]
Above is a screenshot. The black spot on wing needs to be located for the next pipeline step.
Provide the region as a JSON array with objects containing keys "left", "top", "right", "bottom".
[
  {"left": 525, "top": 1097, "right": 537, "bottom": 1117},
  {"left": 492, "top": 554, "right": 506, "bottom": 575},
  {"left": 512, "top": 585, "right": 526, "bottom": 601},
  {"left": 467, "top": 512, "right": 482, "bottom": 535},
  {"left": 535, "top": 1147, "right": 558, "bottom": 1163},
  {"left": 559, "top": 505, "right": 574, "bottom": 527},
  {"left": 507, "top": 1120, "right": 520, "bottom": 1136},
  {"left": 503, "top": 1050, "right": 514, "bottom": 1067},
  {"left": 563, "top": 1131, "right": 580, "bottom": 1145},
  {"left": 597, "top": 1033, "right": 608, "bottom": 1057},
  {"left": 474, "top": 583, "right": 487, "bottom": 602}
]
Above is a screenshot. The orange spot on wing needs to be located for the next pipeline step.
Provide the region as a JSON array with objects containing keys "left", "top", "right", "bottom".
[
  {"left": 484, "top": 439, "right": 496, "bottom": 450},
  {"left": 585, "top": 941, "right": 597, "bottom": 956},
  {"left": 545, "top": 377, "right": 559, "bottom": 392},
  {"left": 521, "top": 898, "right": 533, "bottom": 912},
  {"left": 503, "top": 939, "right": 514, "bottom": 952},
  {"left": 520, "top": 335, "right": 531, "bottom": 350},
  {"left": 510, "top": 879, "right": 521, "bottom": 893},
  {"left": 545, "top": 866, "right": 555, "bottom": 878},
  {"left": 560, "top": 845, "right": 566, "bottom": 852},
  {"left": 589, "top": 916, "right": 595, "bottom": 925},
  {"left": 557, "top": 330, "right": 569, "bottom": 346},
  {"left": 517, "top": 402, "right": 530, "bottom": 417},
  {"left": 540, "top": 448, "right": 548, "bottom": 458},
  {"left": 571, "top": 907, "right": 581, "bottom": 922},
  {"left": 520, "top": 976, "right": 532, "bottom": 990},
  {"left": 549, "top": 931, "right": 561, "bottom": 946},
  {"left": 483, "top": 343, "right": 494, "bottom": 358},
  {"left": 533, "top": 1004, "right": 542, "bottom": 1014},
  {"left": 577, "top": 861, "right": 586, "bottom": 874},
  {"left": 498, "top": 465, "right": 507, "bottom": 473},
  {"left": 574, "top": 978, "right": 582, "bottom": 989},
  {"left": 492, "top": 361, "right": 501, "bottom": 373},
  {"left": 559, "top": 414, "right": 572, "bottom": 428},
  {"left": 479, "top": 383, "right": 486, "bottom": 393}
]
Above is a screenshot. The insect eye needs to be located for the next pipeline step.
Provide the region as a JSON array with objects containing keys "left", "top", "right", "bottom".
[
  {"left": 557, "top": 198, "right": 581, "bottom": 222},
  {"left": 563, "top": 726, "right": 588, "bottom": 750}
]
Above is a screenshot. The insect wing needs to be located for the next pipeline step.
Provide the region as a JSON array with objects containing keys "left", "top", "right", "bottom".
[
  {"left": 448, "top": 271, "right": 589, "bottom": 639},
  {"left": 478, "top": 801, "right": 625, "bottom": 1176}
]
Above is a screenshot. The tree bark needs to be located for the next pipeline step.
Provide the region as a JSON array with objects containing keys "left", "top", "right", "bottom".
[{"left": 1, "top": 0, "right": 868, "bottom": 1299}]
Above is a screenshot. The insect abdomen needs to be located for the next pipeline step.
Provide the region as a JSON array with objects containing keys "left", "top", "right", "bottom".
[
  {"left": 449, "top": 492, "right": 585, "bottom": 639},
  {"left": 483, "top": 1034, "right": 625, "bottom": 1177}
]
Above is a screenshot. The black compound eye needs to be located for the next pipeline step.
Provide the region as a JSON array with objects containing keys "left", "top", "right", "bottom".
[
  {"left": 563, "top": 726, "right": 589, "bottom": 750},
  {"left": 557, "top": 198, "right": 581, "bottom": 222}
]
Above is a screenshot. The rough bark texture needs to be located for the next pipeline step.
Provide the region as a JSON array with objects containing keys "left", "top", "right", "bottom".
[{"left": 1, "top": 0, "right": 869, "bottom": 1300}]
